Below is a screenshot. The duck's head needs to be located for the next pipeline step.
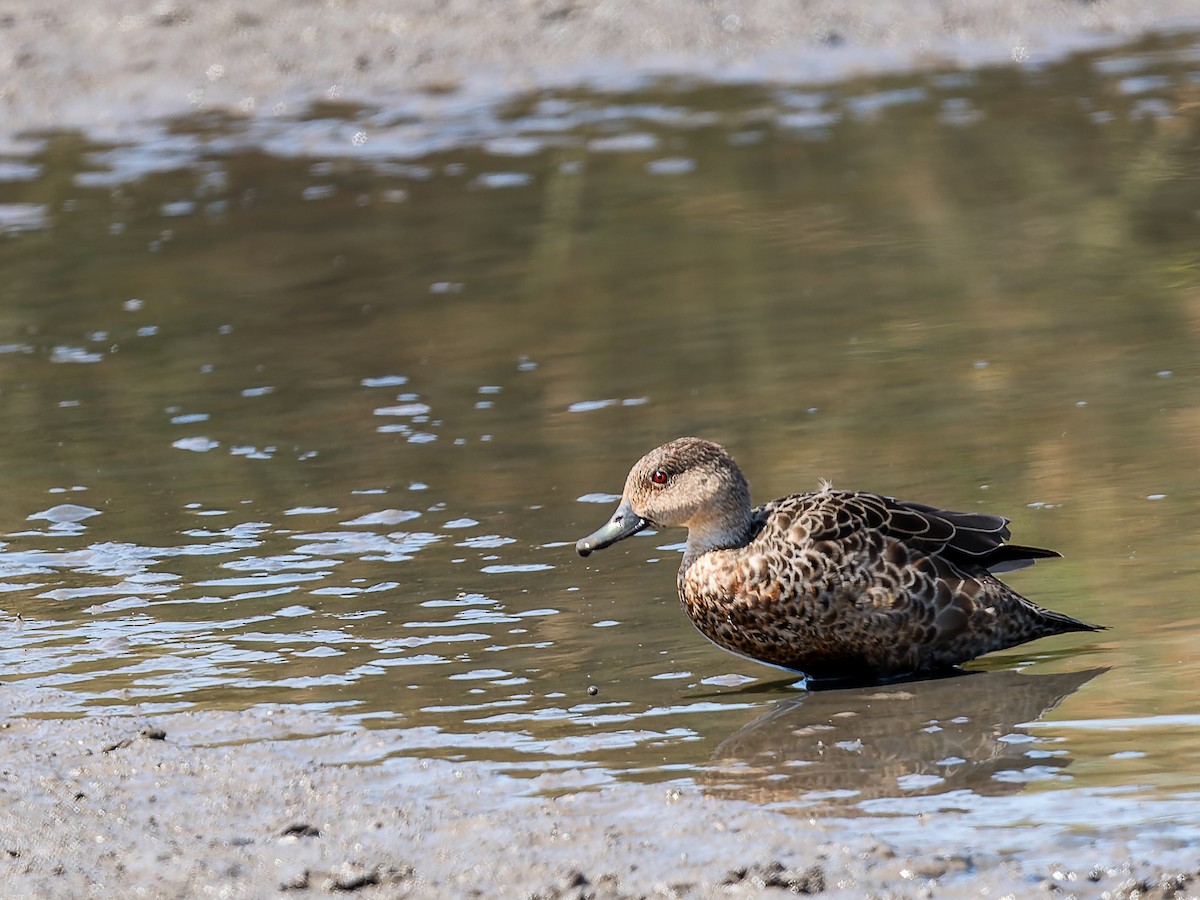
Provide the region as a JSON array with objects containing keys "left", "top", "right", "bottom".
[{"left": 575, "top": 437, "right": 752, "bottom": 557}]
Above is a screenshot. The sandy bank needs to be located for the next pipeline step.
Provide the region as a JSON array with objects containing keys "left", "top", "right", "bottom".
[
  {"left": 2, "top": 692, "right": 1195, "bottom": 898},
  {"left": 2, "top": 0, "right": 1199, "bottom": 143}
]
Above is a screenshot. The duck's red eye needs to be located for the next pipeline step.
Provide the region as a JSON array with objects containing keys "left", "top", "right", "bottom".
[{"left": 651, "top": 469, "right": 669, "bottom": 485}]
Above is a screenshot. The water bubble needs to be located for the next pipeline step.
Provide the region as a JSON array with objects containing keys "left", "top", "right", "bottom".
[
  {"left": 362, "top": 375, "right": 408, "bottom": 388},
  {"left": 28, "top": 504, "right": 102, "bottom": 524},
  {"left": 568, "top": 399, "right": 617, "bottom": 413},
  {"left": 645, "top": 157, "right": 696, "bottom": 175},
  {"left": 173, "top": 436, "right": 219, "bottom": 452},
  {"left": 375, "top": 402, "right": 431, "bottom": 417},
  {"left": 50, "top": 346, "right": 104, "bottom": 364},
  {"left": 470, "top": 172, "right": 533, "bottom": 189},
  {"left": 700, "top": 673, "right": 757, "bottom": 687},
  {"left": 578, "top": 493, "right": 621, "bottom": 504}
]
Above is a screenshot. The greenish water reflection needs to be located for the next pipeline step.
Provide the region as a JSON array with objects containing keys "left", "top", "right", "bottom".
[{"left": 0, "top": 31, "right": 1198, "bottom": 817}]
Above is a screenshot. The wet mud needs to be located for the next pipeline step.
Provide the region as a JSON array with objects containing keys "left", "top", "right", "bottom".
[
  {"left": 3, "top": 0, "right": 1200, "bottom": 144},
  {"left": 0, "top": 686, "right": 1196, "bottom": 898}
]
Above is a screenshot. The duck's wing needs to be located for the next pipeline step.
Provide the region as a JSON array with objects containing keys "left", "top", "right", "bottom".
[
  {"left": 765, "top": 490, "right": 1059, "bottom": 574},
  {"left": 887, "top": 497, "right": 1062, "bottom": 571}
]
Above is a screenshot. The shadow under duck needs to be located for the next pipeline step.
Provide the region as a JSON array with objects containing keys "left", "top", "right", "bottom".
[{"left": 576, "top": 437, "right": 1103, "bottom": 683}]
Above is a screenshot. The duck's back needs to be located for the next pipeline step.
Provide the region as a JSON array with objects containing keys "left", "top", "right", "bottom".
[{"left": 678, "top": 488, "right": 1098, "bottom": 680}]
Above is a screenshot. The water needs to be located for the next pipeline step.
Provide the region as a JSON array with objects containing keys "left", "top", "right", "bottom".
[{"left": 1, "top": 30, "right": 1199, "bottom": 831}]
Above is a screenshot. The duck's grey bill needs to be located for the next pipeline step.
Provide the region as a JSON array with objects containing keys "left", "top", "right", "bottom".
[{"left": 576, "top": 501, "right": 649, "bottom": 557}]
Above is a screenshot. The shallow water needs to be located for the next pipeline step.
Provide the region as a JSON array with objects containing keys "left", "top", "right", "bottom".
[{"left": 1, "top": 30, "right": 1199, "bottom": 833}]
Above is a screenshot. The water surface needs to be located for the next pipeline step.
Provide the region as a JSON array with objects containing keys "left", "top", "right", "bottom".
[{"left": 1, "top": 30, "right": 1199, "bottom": 832}]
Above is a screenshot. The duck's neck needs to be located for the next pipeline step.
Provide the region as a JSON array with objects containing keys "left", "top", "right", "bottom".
[
  {"left": 684, "top": 521, "right": 753, "bottom": 561},
  {"left": 682, "top": 483, "right": 755, "bottom": 564}
]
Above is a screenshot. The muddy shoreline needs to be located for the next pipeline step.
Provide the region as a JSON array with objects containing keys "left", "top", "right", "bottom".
[
  {"left": 2, "top": 688, "right": 1196, "bottom": 898},
  {"left": 3, "top": 1, "right": 1200, "bottom": 146}
]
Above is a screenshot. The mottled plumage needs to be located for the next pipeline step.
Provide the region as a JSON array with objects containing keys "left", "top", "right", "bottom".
[{"left": 576, "top": 437, "right": 1102, "bottom": 682}]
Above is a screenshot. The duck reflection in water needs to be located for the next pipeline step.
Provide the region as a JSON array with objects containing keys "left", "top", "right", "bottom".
[
  {"left": 702, "top": 667, "right": 1107, "bottom": 807},
  {"left": 577, "top": 438, "right": 1103, "bottom": 684}
]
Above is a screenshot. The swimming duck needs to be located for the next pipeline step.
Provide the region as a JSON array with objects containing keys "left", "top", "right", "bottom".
[{"left": 576, "top": 437, "right": 1102, "bottom": 682}]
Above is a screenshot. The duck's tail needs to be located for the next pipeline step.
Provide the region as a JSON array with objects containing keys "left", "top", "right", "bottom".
[
  {"left": 1034, "top": 604, "right": 1106, "bottom": 636},
  {"left": 985, "top": 543, "right": 1061, "bottom": 575}
]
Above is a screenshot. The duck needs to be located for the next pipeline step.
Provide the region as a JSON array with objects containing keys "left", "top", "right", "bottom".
[{"left": 576, "top": 437, "right": 1102, "bottom": 683}]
